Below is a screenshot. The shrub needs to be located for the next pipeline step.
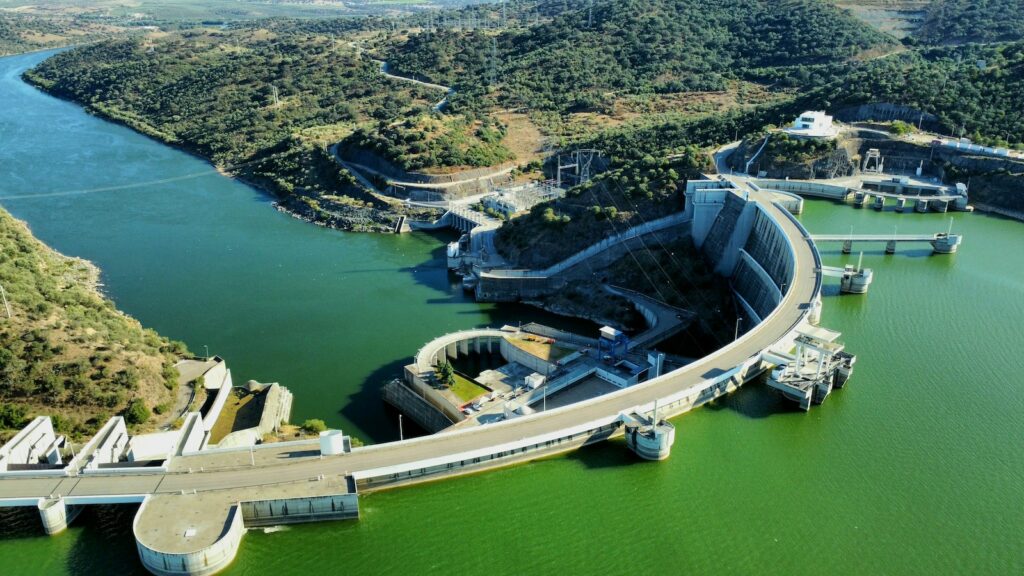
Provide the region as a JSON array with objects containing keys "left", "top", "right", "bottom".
[
  {"left": 124, "top": 399, "right": 149, "bottom": 425},
  {"left": 301, "top": 419, "right": 327, "bottom": 434}
]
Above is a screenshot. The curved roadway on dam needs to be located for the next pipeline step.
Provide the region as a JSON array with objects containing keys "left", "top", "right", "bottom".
[{"left": 0, "top": 185, "right": 822, "bottom": 571}]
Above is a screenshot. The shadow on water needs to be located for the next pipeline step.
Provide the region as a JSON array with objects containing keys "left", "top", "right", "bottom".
[
  {"left": 561, "top": 438, "right": 642, "bottom": 470},
  {"left": 703, "top": 379, "right": 802, "bottom": 419},
  {"left": 0, "top": 507, "right": 44, "bottom": 539},
  {"left": 67, "top": 505, "right": 146, "bottom": 576},
  {"left": 344, "top": 357, "right": 412, "bottom": 443}
]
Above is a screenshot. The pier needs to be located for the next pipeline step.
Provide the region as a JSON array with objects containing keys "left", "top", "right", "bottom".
[{"left": 812, "top": 232, "right": 962, "bottom": 254}]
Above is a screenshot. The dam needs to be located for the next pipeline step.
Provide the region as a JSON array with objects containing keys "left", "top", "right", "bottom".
[{"left": 0, "top": 173, "right": 861, "bottom": 575}]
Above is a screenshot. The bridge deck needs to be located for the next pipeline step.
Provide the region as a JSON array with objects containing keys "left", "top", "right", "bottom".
[{"left": 812, "top": 234, "right": 938, "bottom": 242}]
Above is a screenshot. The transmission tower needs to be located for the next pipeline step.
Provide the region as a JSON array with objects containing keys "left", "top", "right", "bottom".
[
  {"left": 556, "top": 149, "right": 602, "bottom": 188},
  {"left": 488, "top": 36, "right": 498, "bottom": 88}
]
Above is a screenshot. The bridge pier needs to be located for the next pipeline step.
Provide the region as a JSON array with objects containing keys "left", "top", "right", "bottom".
[
  {"left": 842, "top": 240, "right": 852, "bottom": 254},
  {"left": 854, "top": 192, "right": 868, "bottom": 208},
  {"left": 38, "top": 497, "right": 81, "bottom": 535},
  {"left": 839, "top": 258, "right": 873, "bottom": 294},
  {"left": 896, "top": 198, "right": 907, "bottom": 212},
  {"left": 885, "top": 240, "right": 896, "bottom": 254},
  {"left": 873, "top": 195, "right": 885, "bottom": 211},
  {"left": 915, "top": 199, "right": 929, "bottom": 213},
  {"left": 931, "top": 233, "right": 962, "bottom": 254},
  {"left": 624, "top": 418, "right": 675, "bottom": 461}
]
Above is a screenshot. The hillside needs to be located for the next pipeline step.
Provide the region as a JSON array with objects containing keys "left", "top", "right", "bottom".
[
  {"left": 0, "top": 208, "right": 186, "bottom": 440},
  {"left": 916, "top": 0, "right": 1024, "bottom": 45},
  {"left": 816, "top": 42, "right": 1024, "bottom": 147},
  {"left": 386, "top": 0, "right": 895, "bottom": 113},
  {"left": 22, "top": 28, "right": 460, "bottom": 231},
  {"left": 0, "top": 12, "right": 122, "bottom": 56}
]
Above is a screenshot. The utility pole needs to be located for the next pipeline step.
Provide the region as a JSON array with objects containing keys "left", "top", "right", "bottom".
[{"left": 0, "top": 283, "right": 10, "bottom": 319}]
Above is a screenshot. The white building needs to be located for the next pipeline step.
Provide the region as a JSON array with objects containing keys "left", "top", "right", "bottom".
[{"left": 784, "top": 111, "right": 838, "bottom": 139}]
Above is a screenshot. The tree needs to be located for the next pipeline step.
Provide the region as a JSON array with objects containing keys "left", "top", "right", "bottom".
[
  {"left": 438, "top": 361, "right": 455, "bottom": 387},
  {"left": 124, "top": 399, "right": 149, "bottom": 425},
  {"left": 302, "top": 418, "right": 327, "bottom": 434}
]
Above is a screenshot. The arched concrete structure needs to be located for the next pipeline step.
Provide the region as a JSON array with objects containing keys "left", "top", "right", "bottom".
[{"left": 0, "top": 180, "right": 823, "bottom": 576}]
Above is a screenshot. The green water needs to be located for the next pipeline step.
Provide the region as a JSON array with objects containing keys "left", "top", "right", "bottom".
[{"left": 1, "top": 50, "right": 1022, "bottom": 575}]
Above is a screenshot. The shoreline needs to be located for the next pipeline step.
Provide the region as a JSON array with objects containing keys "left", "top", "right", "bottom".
[
  {"left": 21, "top": 65, "right": 403, "bottom": 234},
  {"left": 970, "top": 202, "right": 1024, "bottom": 223}
]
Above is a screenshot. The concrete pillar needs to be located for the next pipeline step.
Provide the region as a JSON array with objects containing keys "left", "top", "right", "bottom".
[
  {"left": 38, "top": 498, "right": 80, "bottom": 535},
  {"left": 896, "top": 198, "right": 907, "bottom": 212},
  {"left": 886, "top": 240, "right": 896, "bottom": 254},
  {"left": 840, "top": 268, "right": 873, "bottom": 294},
  {"left": 842, "top": 240, "right": 852, "bottom": 254},
  {"left": 809, "top": 294, "right": 823, "bottom": 325},
  {"left": 626, "top": 421, "right": 675, "bottom": 461},
  {"left": 931, "top": 234, "right": 962, "bottom": 254},
  {"left": 446, "top": 342, "right": 457, "bottom": 360}
]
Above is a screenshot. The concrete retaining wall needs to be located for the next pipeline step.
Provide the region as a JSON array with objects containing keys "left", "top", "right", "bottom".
[
  {"left": 382, "top": 379, "right": 454, "bottom": 433},
  {"left": 240, "top": 493, "right": 358, "bottom": 527},
  {"left": 500, "top": 338, "right": 559, "bottom": 377}
]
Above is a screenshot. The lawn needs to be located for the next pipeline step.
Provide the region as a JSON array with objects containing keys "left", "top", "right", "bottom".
[{"left": 449, "top": 372, "right": 490, "bottom": 404}]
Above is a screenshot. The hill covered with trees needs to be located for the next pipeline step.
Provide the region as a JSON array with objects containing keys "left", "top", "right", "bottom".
[
  {"left": 387, "top": 0, "right": 895, "bottom": 113},
  {"left": 0, "top": 208, "right": 186, "bottom": 440},
  {"left": 24, "top": 28, "right": 464, "bottom": 230},
  {"left": 916, "top": 0, "right": 1024, "bottom": 45}
]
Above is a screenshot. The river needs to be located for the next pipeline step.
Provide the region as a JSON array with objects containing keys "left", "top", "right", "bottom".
[{"left": 0, "top": 50, "right": 1021, "bottom": 575}]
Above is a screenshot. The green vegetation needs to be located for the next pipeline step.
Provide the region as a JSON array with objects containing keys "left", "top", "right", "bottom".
[
  {"left": 916, "top": 0, "right": 1024, "bottom": 45},
  {"left": 22, "top": 29, "right": 428, "bottom": 231},
  {"left": 495, "top": 149, "right": 704, "bottom": 269},
  {"left": 449, "top": 372, "right": 488, "bottom": 403},
  {"left": 124, "top": 398, "right": 150, "bottom": 425},
  {"left": 889, "top": 120, "right": 915, "bottom": 136},
  {"left": 387, "top": 0, "right": 893, "bottom": 114},
  {"left": 436, "top": 361, "right": 456, "bottom": 387},
  {"left": 0, "top": 208, "right": 186, "bottom": 440},
  {"left": 344, "top": 113, "right": 514, "bottom": 171},
  {"left": 813, "top": 42, "right": 1024, "bottom": 147},
  {"left": 0, "top": 12, "right": 122, "bottom": 56},
  {"left": 301, "top": 418, "right": 328, "bottom": 434}
]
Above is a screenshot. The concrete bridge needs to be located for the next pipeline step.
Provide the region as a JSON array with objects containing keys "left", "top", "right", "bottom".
[
  {"left": 812, "top": 232, "right": 962, "bottom": 254},
  {"left": 0, "top": 179, "right": 828, "bottom": 575}
]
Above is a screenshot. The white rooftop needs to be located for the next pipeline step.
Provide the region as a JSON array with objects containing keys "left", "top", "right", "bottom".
[{"left": 784, "top": 110, "right": 838, "bottom": 139}]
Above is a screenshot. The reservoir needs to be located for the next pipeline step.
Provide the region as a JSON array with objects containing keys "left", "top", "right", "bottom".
[{"left": 0, "top": 50, "right": 1021, "bottom": 575}]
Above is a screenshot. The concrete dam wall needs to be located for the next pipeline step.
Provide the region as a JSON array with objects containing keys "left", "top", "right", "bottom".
[{"left": 687, "top": 181, "right": 793, "bottom": 324}]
